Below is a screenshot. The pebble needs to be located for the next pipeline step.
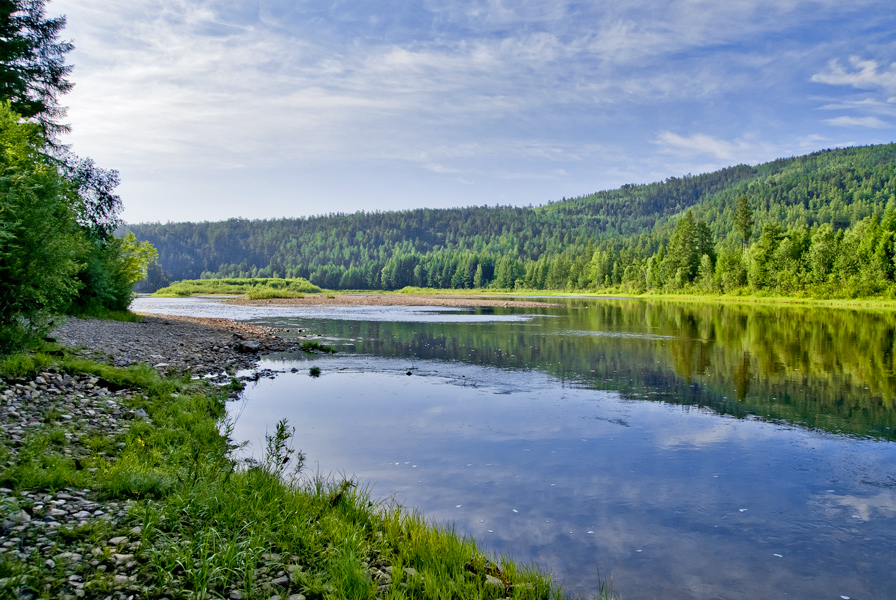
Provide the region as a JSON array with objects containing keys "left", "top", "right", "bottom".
[
  {"left": 0, "top": 315, "right": 325, "bottom": 599},
  {"left": 52, "top": 315, "right": 305, "bottom": 379}
]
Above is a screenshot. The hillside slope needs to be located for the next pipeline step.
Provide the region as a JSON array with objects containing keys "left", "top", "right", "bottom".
[{"left": 128, "top": 143, "right": 896, "bottom": 296}]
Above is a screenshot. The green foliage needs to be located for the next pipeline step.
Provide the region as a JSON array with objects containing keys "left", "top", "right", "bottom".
[
  {"left": 128, "top": 144, "right": 896, "bottom": 299},
  {"left": 154, "top": 277, "right": 322, "bottom": 297},
  {"left": 69, "top": 231, "right": 158, "bottom": 314},
  {"left": 0, "top": 352, "right": 561, "bottom": 598},
  {"left": 0, "top": 103, "right": 85, "bottom": 350},
  {"left": 0, "top": 2, "right": 143, "bottom": 355},
  {"left": 0, "top": 0, "right": 73, "bottom": 137},
  {"left": 734, "top": 194, "right": 753, "bottom": 248}
]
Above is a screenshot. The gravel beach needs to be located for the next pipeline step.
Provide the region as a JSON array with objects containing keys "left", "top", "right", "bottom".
[{"left": 0, "top": 315, "right": 302, "bottom": 599}]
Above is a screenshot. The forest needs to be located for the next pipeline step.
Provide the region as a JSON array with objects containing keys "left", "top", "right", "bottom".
[
  {"left": 0, "top": 1, "right": 154, "bottom": 352},
  {"left": 129, "top": 143, "right": 896, "bottom": 299}
]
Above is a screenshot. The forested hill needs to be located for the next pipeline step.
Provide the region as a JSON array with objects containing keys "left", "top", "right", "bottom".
[{"left": 128, "top": 143, "right": 896, "bottom": 297}]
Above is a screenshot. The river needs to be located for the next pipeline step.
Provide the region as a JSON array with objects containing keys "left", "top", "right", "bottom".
[{"left": 132, "top": 296, "right": 896, "bottom": 600}]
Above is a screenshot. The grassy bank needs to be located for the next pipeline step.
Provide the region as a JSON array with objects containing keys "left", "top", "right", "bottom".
[
  {"left": 385, "top": 286, "right": 896, "bottom": 310},
  {"left": 153, "top": 277, "right": 322, "bottom": 298},
  {"left": 0, "top": 347, "right": 564, "bottom": 599},
  {"left": 156, "top": 279, "right": 896, "bottom": 310}
]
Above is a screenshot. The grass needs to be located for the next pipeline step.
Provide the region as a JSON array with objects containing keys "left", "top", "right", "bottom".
[
  {"left": 68, "top": 307, "right": 143, "bottom": 322},
  {"left": 386, "top": 285, "right": 896, "bottom": 310},
  {"left": 0, "top": 347, "right": 574, "bottom": 599},
  {"left": 153, "top": 277, "right": 322, "bottom": 298},
  {"left": 300, "top": 340, "right": 336, "bottom": 353},
  {"left": 151, "top": 280, "right": 896, "bottom": 311}
]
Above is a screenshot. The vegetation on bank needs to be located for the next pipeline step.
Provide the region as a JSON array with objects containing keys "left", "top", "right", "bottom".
[
  {"left": 152, "top": 277, "right": 321, "bottom": 299},
  {"left": 128, "top": 144, "right": 896, "bottom": 300},
  {"left": 0, "top": 1, "right": 156, "bottom": 353},
  {"left": 0, "top": 347, "right": 563, "bottom": 599},
  {"left": 390, "top": 286, "right": 896, "bottom": 309}
]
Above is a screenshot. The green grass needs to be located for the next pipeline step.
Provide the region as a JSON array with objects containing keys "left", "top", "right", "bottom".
[
  {"left": 245, "top": 289, "right": 305, "bottom": 300},
  {"left": 153, "top": 277, "right": 322, "bottom": 298},
  {"left": 69, "top": 307, "right": 143, "bottom": 322},
  {"left": 0, "top": 351, "right": 575, "bottom": 599},
  {"left": 300, "top": 340, "right": 336, "bottom": 353},
  {"left": 387, "top": 285, "right": 896, "bottom": 310}
]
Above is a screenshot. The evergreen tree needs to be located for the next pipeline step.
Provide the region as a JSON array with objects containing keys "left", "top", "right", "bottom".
[
  {"left": 734, "top": 195, "right": 753, "bottom": 252},
  {"left": 0, "top": 0, "right": 73, "bottom": 137}
]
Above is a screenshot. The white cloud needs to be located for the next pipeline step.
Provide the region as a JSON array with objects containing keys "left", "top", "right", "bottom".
[
  {"left": 812, "top": 57, "right": 896, "bottom": 93},
  {"left": 47, "top": 0, "right": 896, "bottom": 221},
  {"left": 818, "top": 98, "right": 896, "bottom": 116},
  {"left": 825, "top": 115, "right": 889, "bottom": 128},
  {"left": 654, "top": 132, "right": 745, "bottom": 161}
]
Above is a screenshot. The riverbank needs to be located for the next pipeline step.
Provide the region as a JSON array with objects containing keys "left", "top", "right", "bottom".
[
  {"left": 229, "top": 294, "right": 561, "bottom": 308},
  {"left": 384, "top": 287, "right": 896, "bottom": 310},
  {"left": 158, "top": 284, "right": 896, "bottom": 311},
  {"left": 0, "top": 316, "right": 561, "bottom": 599}
]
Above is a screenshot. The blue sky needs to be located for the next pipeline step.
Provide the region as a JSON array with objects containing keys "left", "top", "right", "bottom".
[{"left": 52, "top": 0, "right": 896, "bottom": 224}]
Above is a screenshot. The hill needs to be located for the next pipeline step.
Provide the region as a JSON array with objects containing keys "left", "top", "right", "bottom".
[{"left": 127, "top": 143, "right": 896, "bottom": 297}]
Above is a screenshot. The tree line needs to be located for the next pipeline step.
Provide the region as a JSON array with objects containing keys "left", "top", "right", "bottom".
[
  {"left": 129, "top": 143, "right": 896, "bottom": 298},
  {"left": 0, "top": 0, "right": 154, "bottom": 351}
]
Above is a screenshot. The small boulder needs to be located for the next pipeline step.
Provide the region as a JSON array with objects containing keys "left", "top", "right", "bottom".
[
  {"left": 484, "top": 574, "right": 505, "bottom": 591},
  {"left": 236, "top": 340, "right": 262, "bottom": 353}
]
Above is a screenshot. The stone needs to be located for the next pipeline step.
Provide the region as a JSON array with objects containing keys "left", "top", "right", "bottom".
[
  {"left": 272, "top": 575, "right": 290, "bottom": 586},
  {"left": 108, "top": 536, "right": 128, "bottom": 546},
  {"left": 8, "top": 510, "right": 30, "bottom": 525},
  {"left": 485, "top": 574, "right": 505, "bottom": 590},
  {"left": 236, "top": 340, "right": 262, "bottom": 353}
]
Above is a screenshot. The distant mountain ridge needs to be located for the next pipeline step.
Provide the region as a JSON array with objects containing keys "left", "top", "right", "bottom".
[{"left": 127, "top": 143, "right": 896, "bottom": 296}]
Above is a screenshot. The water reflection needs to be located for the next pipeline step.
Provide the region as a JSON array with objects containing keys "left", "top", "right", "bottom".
[
  {"left": 132, "top": 297, "right": 896, "bottom": 599},
  {"left": 246, "top": 299, "right": 896, "bottom": 440},
  {"left": 231, "top": 361, "right": 896, "bottom": 600}
]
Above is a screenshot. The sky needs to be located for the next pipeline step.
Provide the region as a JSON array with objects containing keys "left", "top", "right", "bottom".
[{"left": 51, "top": 0, "right": 896, "bottom": 224}]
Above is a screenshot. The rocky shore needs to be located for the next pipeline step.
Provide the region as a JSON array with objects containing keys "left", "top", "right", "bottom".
[
  {"left": 50, "top": 315, "right": 310, "bottom": 379},
  {"left": 0, "top": 316, "right": 308, "bottom": 599},
  {"left": 1, "top": 314, "right": 548, "bottom": 600},
  {"left": 1, "top": 367, "right": 146, "bottom": 598}
]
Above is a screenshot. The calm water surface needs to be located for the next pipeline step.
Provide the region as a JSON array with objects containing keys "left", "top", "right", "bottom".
[{"left": 133, "top": 296, "right": 896, "bottom": 600}]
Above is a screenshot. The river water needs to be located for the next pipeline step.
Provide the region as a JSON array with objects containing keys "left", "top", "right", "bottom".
[{"left": 132, "top": 296, "right": 896, "bottom": 600}]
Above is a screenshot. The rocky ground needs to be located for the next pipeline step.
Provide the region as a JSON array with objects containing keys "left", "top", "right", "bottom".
[
  {"left": 1, "top": 367, "right": 147, "bottom": 599},
  {"left": 50, "top": 315, "right": 309, "bottom": 380},
  {"left": 0, "top": 315, "right": 531, "bottom": 600},
  {"left": 0, "top": 316, "right": 315, "bottom": 600}
]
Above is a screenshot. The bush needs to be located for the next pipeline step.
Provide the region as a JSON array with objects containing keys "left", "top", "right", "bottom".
[
  {"left": 0, "top": 104, "right": 86, "bottom": 351},
  {"left": 68, "top": 232, "right": 157, "bottom": 314}
]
